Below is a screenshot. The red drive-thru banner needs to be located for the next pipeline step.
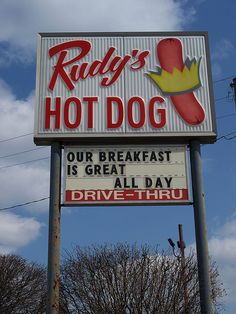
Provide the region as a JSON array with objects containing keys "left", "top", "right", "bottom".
[
  {"left": 34, "top": 32, "right": 216, "bottom": 144},
  {"left": 64, "top": 145, "right": 190, "bottom": 205}
]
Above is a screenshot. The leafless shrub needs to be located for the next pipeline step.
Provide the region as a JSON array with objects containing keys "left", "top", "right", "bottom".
[
  {"left": 60, "top": 244, "right": 225, "bottom": 314},
  {"left": 0, "top": 254, "right": 47, "bottom": 314}
]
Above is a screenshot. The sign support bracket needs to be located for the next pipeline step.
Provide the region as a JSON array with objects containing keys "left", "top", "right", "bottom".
[
  {"left": 190, "top": 140, "right": 213, "bottom": 314},
  {"left": 47, "top": 142, "right": 61, "bottom": 314}
]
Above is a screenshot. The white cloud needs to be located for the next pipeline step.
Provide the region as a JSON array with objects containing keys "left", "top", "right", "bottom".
[
  {"left": 211, "top": 38, "right": 235, "bottom": 79},
  {"left": 0, "top": 43, "right": 33, "bottom": 66},
  {"left": 0, "top": 80, "right": 46, "bottom": 254},
  {"left": 211, "top": 63, "right": 223, "bottom": 78},
  {"left": 0, "top": 212, "right": 42, "bottom": 253},
  {"left": 0, "top": 79, "right": 50, "bottom": 212},
  {"left": 0, "top": 0, "right": 194, "bottom": 64},
  {"left": 0, "top": 165, "right": 50, "bottom": 210},
  {"left": 212, "top": 39, "right": 235, "bottom": 61},
  {"left": 0, "top": 79, "right": 34, "bottom": 139},
  {"left": 208, "top": 216, "right": 236, "bottom": 310},
  {"left": 187, "top": 215, "right": 236, "bottom": 311}
]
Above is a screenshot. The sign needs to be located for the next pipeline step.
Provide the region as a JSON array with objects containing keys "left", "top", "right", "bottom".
[
  {"left": 34, "top": 32, "right": 216, "bottom": 145},
  {"left": 64, "top": 145, "right": 190, "bottom": 205}
]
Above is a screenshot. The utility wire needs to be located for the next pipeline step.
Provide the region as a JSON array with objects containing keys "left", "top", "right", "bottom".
[
  {"left": 0, "top": 197, "right": 49, "bottom": 211},
  {"left": 215, "top": 96, "right": 231, "bottom": 102},
  {"left": 216, "top": 131, "right": 236, "bottom": 142},
  {"left": 220, "top": 135, "right": 236, "bottom": 141},
  {"left": 0, "top": 132, "right": 33, "bottom": 143},
  {"left": 0, "top": 147, "right": 46, "bottom": 159},
  {"left": 213, "top": 75, "right": 234, "bottom": 84},
  {"left": 0, "top": 157, "right": 49, "bottom": 170}
]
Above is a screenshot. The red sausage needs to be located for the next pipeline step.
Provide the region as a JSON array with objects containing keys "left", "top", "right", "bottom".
[{"left": 157, "top": 38, "right": 205, "bottom": 125}]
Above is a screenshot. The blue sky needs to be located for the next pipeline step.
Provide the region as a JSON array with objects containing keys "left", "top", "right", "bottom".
[{"left": 0, "top": 0, "right": 236, "bottom": 312}]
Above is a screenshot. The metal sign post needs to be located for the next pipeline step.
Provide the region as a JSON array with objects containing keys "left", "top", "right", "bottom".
[
  {"left": 190, "top": 140, "right": 213, "bottom": 314},
  {"left": 47, "top": 142, "right": 61, "bottom": 314}
]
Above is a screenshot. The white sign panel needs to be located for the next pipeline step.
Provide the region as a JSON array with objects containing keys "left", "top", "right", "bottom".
[
  {"left": 64, "top": 145, "right": 190, "bottom": 205},
  {"left": 35, "top": 32, "right": 216, "bottom": 145}
]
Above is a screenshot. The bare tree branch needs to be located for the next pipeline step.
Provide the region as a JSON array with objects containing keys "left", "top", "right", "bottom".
[
  {"left": 60, "top": 244, "right": 225, "bottom": 314},
  {"left": 0, "top": 254, "right": 47, "bottom": 314}
]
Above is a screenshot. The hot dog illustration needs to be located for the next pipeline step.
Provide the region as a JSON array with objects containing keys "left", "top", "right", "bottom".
[{"left": 148, "top": 38, "right": 205, "bottom": 125}]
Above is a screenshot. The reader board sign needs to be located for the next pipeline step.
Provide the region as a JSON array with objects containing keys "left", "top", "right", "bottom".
[
  {"left": 34, "top": 32, "right": 216, "bottom": 145},
  {"left": 64, "top": 145, "right": 190, "bottom": 206}
]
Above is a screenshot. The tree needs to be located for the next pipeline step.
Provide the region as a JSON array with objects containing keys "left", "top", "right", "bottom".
[
  {"left": 60, "top": 244, "right": 225, "bottom": 314},
  {"left": 0, "top": 254, "right": 47, "bottom": 313}
]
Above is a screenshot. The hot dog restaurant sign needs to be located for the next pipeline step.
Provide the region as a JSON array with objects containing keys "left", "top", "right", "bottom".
[{"left": 34, "top": 32, "right": 216, "bottom": 145}]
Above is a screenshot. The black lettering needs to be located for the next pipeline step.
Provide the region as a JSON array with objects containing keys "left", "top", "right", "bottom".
[
  {"left": 133, "top": 151, "right": 141, "bottom": 161},
  {"left": 131, "top": 178, "right": 138, "bottom": 188},
  {"left": 67, "top": 165, "right": 71, "bottom": 175},
  {"left": 85, "top": 164, "right": 92, "bottom": 175},
  {"left": 165, "top": 177, "right": 172, "bottom": 188},
  {"left": 142, "top": 151, "right": 149, "bottom": 161},
  {"left": 124, "top": 178, "right": 129, "bottom": 188},
  {"left": 158, "top": 151, "right": 164, "bottom": 162},
  {"left": 150, "top": 151, "right": 157, "bottom": 162},
  {"left": 67, "top": 152, "right": 75, "bottom": 162},
  {"left": 103, "top": 164, "right": 110, "bottom": 175},
  {"left": 99, "top": 152, "right": 106, "bottom": 161},
  {"left": 114, "top": 177, "right": 122, "bottom": 188},
  {"left": 72, "top": 165, "right": 78, "bottom": 175},
  {"left": 165, "top": 151, "right": 171, "bottom": 161},
  {"left": 110, "top": 164, "right": 117, "bottom": 175},
  {"left": 86, "top": 152, "right": 93, "bottom": 162},
  {"left": 119, "top": 164, "right": 125, "bottom": 175},
  {"left": 145, "top": 177, "right": 152, "bottom": 187},
  {"left": 125, "top": 151, "right": 132, "bottom": 162},
  {"left": 117, "top": 151, "right": 124, "bottom": 162},
  {"left": 155, "top": 177, "right": 163, "bottom": 188},
  {"left": 76, "top": 152, "right": 84, "bottom": 162},
  {"left": 108, "top": 151, "right": 116, "bottom": 161},
  {"left": 94, "top": 164, "right": 101, "bottom": 175}
]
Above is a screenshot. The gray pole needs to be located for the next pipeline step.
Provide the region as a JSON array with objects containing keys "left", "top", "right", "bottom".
[
  {"left": 47, "top": 142, "right": 61, "bottom": 314},
  {"left": 190, "top": 140, "right": 213, "bottom": 314}
]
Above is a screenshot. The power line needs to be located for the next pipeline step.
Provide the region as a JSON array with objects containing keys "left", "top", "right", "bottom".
[
  {"left": 216, "top": 131, "right": 236, "bottom": 142},
  {"left": 200, "top": 130, "right": 236, "bottom": 147},
  {"left": 0, "top": 132, "right": 33, "bottom": 143},
  {"left": 0, "top": 147, "right": 46, "bottom": 159},
  {"left": 215, "top": 96, "right": 231, "bottom": 102},
  {"left": 0, "top": 157, "right": 49, "bottom": 170},
  {"left": 213, "top": 75, "right": 234, "bottom": 84},
  {"left": 222, "top": 135, "right": 236, "bottom": 141},
  {"left": 217, "top": 134, "right": 236, "bottom": 141},
  {"left": 0, "top": 197, "right": 49, "bottom": 211}
]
